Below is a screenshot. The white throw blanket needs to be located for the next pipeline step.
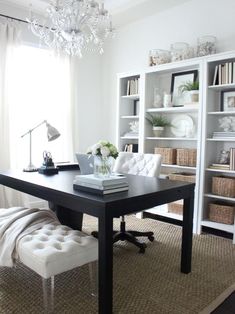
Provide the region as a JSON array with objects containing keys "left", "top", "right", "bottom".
[{"left": 0, "top": 207, "right": 60, "bottom": 267}]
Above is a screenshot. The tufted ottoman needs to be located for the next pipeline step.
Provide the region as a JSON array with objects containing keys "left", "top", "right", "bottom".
[{"left": 17, "top": 222, "right": 98, "bottom": 311}]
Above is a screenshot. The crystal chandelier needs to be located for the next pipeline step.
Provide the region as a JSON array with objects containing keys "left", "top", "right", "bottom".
[{"left": 27, "top": 0, "right": 115, "bottom": 57}]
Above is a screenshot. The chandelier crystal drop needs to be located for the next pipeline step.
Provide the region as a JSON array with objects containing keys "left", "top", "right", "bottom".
[{"left": 27, "top": 0, "right": 115, "bottom": 57}]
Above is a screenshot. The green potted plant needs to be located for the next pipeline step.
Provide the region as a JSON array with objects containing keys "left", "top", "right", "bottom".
[
  {"left": 146, "top": 114, "right": 171, "bottom": 137},
  {"left": 178, "top": 80, "right": 199, "bottom": 103}
]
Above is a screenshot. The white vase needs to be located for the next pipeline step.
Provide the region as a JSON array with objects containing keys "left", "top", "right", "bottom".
[
  {"left": 94, "top": 156, "right": 113, "bottom": 178},
  {"left": 189, "top": 90, "right": 199, "bottom": 103},
  {"left": 153, "top": 126, "right": 164, "bottom": 137},
  {"left": 163, "top": 94, "right": 172, "bottom": 107}
]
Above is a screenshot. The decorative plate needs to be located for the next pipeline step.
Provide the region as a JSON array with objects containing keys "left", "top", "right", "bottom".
[{"left": 171, "top": 114, "right": 194, "bottom": 137}]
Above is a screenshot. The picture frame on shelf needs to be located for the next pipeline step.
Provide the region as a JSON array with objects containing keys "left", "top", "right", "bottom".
[
  {"left": 170, "top": 70, "right": 198, "bottom": 107},
  {"left": 221, "top": 90, "right": 235, "bottom": 111}
]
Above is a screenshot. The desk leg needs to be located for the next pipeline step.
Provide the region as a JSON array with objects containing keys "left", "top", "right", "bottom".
[
  {"left": 181, "top": 191, "right": 194, "bottom": 274},
  {"left": 48, "top": 202, "right": 83, "bottom": 231},
  {"left": 98, "top": 214, "right": 113, "bottom": 314}
]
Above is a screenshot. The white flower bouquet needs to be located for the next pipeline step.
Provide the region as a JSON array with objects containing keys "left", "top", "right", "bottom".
[
  {"left": 87, "top": 140, "right": 118, "bottom": 159},
  {"left": 87, "top": 141, "right": 119, "bottom": 177}
]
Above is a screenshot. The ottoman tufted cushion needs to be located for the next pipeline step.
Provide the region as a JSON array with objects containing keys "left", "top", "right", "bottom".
[{"left": 17, "top": 223, "right": 98, "bottom": 279}]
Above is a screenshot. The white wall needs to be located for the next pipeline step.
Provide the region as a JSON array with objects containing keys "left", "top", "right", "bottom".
[
  {"left": 2, "top": 0, "right": 235, "bottom": 152},
  {"left": 102, "top": 0, "right": 235, "bottom": 143},
  {"left": 71, "top": 54, "right": 103, "bottom": 154}
]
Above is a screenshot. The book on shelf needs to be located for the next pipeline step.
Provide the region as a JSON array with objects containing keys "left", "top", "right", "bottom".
[
  {"left": 233, "top": 62, "right": 235, "bottom": 84},
  {"left": 123, "top": 143, "right": 138, "bottom": 152},
  {"left": 213, "top": 65, "right": 218, "bottom": 85},
  {"left": 126, "top": 80, "right": 130, "bottom": 95},
  {"left": 230, "top": 148, "right": 235, "bottom": 170},
  {"left": 229, "top": 62, "right": 232, "bottom": 84},
  {"left": 126, "top": 78, "right": 139, "bottom": 96},
  {"left": 74, "top": 174, "right": 128, "bottom": 187},
  {"left": 213, "top": 61, "right": 235, "bottom": 85},
  {"left": 73, "top": 184, "right": 129, "bottom": 195}
]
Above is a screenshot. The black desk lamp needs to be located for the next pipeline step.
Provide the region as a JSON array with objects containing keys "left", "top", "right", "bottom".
[{"left": 21, "top": 120, "right": 60, "bottom": 172}]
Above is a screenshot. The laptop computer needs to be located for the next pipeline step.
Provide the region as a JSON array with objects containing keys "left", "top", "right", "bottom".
[{"left": 75, "top": 153, "right": 94, "bottom": 175}]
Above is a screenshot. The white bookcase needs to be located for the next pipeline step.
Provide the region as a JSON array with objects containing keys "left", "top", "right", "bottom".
[
  {"left": 198, "top": 51, "right": 235, "bottom": 243},
  {"left": 117, "top": 51, "right": 235, "bottom": 242},
  {"left": 116, "top": 73, "right": 141, "bottom": 153}
]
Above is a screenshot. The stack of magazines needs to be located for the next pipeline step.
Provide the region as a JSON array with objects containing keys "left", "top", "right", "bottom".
[
  {"left": 73, "top": 174, "right": 129, "bottom": 195},
  {"left": 212, "top": 132, "right": 235, "bottom": 139}
]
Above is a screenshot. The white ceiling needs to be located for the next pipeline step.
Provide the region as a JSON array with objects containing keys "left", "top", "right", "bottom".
[{"left": 2, "top": 0, "right": 192, "bottom": 26}]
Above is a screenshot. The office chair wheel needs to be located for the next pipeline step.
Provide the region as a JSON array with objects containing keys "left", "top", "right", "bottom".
[
  {"left": 91, "top": 231, "right": 98, "bottom": 238},
  {"left": 148, "top": 235, "right": 154, "bottom": 242},
  {"left": 139, "top": 247, "right": 145, "bottom": 254},
  {"left": 138, "top": 242, "right": 147, "bottom": 254}
]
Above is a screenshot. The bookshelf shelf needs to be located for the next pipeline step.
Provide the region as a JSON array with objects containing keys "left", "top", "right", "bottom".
[
  {"left": 162, "top": 164, "right": 196, "bottom": 170},
  {"left": 208, "top": 83, "right": 235, "bottom": 91},
  {"left": 208, "top": 111, "right": 235, "bottom": 115},
  {"left": 121, "top": 115, "right": 139, "bottom": 119},
  {"left": 204, "top": 193, "right": 235, "bottom": 203},
  {"left": 207, "top": 138, "right": 235, "bottom": 142},
  {"left": 121, "top": 94, "right": 139, "bottom": 100},
  {"left": 146, "top": 106, "right": 199, "bottom": 113},
  {"left": 201, "top": 220, "right": 234, "bottom": 233},
  {"left": 206, "top": 168, "right": 235, "bottom": 174},
  {"left": 120, "top": 136, "right": 139, "bottom": 139},
  {"left": 146, "top": 137, "right": 197, "bottom": 141}
]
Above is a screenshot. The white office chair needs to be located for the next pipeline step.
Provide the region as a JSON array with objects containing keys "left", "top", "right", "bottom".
[
  {"left": 112, "top": 152, "right": 162, "bottom": 253},
  {"left": 92, "top": 152, "right": 162, "bottom": 253}
]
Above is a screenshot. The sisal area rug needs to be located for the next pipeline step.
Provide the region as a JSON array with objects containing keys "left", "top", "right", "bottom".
[
  {"left": 199, "top": 283, "right": 235, "bottom": 314},
  {"left": 0, "top": 215, "right": 235, "bottom": 314}
]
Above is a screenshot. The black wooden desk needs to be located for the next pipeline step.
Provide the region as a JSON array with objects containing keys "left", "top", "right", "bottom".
[{"left": 0, "top": 170, "right": 194, "bottom": 314}]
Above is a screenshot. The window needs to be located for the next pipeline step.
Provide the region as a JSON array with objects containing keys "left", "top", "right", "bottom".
[{"left": 8, "top": 45, "right": 73, "bottom": 169}]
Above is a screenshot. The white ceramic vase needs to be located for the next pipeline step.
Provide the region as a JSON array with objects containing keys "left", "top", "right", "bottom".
[{"left": 189, "top": 90, "right": 199, "bottom": 103}]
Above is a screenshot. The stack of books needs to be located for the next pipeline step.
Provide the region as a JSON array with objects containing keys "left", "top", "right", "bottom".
[
  {"left": 212, "top": 132, "right": 235, "bottom": 139},
  {"left": 212, "top": 62, "right": 235, "bottom": 85},
  {"left": 73, "top": 174, "right": 129, "bottom": 195},
  {"left": 126, "top": 78, "right": 139, "bottom": 95},
  {"left": 123, "top": 143, "right": 138, "bottom": 152},
  {"left": 208, "top": 163, "right": 230, "bottom": 170}
]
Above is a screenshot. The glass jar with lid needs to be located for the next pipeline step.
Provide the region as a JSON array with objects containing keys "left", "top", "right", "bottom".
[
  {"left": 153, "top": 87, "right": 163, "bottom": 108},
  {"left": 197, "top": 35, "right": 216, "bottom": 56},
  {"left": 170, "top": 42, "right": 189, "bottom": 62},
  {"left": 149, "top": 49, "right": 171, "bottom": 66}
]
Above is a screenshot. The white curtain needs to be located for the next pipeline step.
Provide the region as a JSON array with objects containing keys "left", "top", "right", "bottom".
[
  {"left": 0, "top": 20, "right": 23, "bottom": 208},
  {"left": 0, "top": 19, "right": 76, "bottom": 209}
]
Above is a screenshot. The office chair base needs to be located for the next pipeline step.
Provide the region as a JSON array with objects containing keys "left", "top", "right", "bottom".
[
  {"left": 91, "top": 228, "right": 154, "bottom": 254},
  {"left": 113, "top": 230, "right": 148, "bottom": 253}
]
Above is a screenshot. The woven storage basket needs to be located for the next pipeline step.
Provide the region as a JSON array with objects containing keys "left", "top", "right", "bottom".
[
  {"left": 209, "top": 203, "right": 235, "bottom": 225},
  {"left": 176, "top": 149, "right": 197, "bottom": 167},
  {"left": 168, "top": 172, "right": 196, "bottom": 183},
  {"left": 212, "top": 176, "right": 235, "bottom": 198},
  {"left": 168, "top": 200, "right": 183, "bottom": 215},
  {"left": 154, "top": 147, "right": 176, "bottom": 164}
]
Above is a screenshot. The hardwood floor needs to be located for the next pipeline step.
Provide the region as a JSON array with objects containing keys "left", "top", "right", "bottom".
[{"left": 212, "top": 292, "right": 235, "bottom": 314}]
